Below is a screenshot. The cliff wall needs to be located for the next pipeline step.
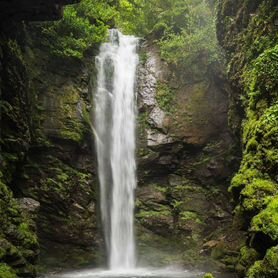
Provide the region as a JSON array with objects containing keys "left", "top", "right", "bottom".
[{"left": 217, "top": 1, "right": 278, "bottom": 277}]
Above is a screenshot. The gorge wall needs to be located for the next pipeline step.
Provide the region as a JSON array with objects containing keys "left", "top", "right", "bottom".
[
  {"left": 0, "top": 1, "right": 101, "bottom": 277},
  {"left": 134, "top": 39, "right": 244, "bottom": 270},
  {"left": 2, "top": 0, "right": 277, "bottom": 277},
  {"left": 217, "top": 0, "right": 278, "bottom": 277}
]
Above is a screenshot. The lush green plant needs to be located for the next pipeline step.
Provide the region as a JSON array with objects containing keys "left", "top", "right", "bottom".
[
  {"left": 116, "top": 0, "right": 219, "bottom": 70},
  {"left": 247, "top": 246, "right": 278, "bottom": 278},
  {"left": 0, "top": 264, "right": 17, "bottom": 278},
  {"left": 243, "top": 45, "right": 278, "bottom": 109},
  {"left": 156, "top": 82, "right": 175, "bottom": 113},
  {"left": 158, "top": 0, "right": 219, "bottom": 67},
  {"left": 43, "top": 0, "right": 117, "bottom": 58},
  {"left": 236, "top": 246, "right": 260, "bottom": 275},
  {"left": 241, "top": 179, "right": 277, "bottom": 213},
  {"left": 251, "top": 197, "right": 278, "bottom": 241},
  {"left": 203, "top": 273, "right": 215, "bottom": 278}
]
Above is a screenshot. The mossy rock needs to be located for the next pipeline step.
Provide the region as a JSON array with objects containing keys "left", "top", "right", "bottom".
[
  {"left": 247, "top": 246, "right": 278, "bottom": 278},
  {"left": 241, "top": 179, "right": 277, "bottom": 215},
  {"left": 236, "top": 246, "right": 260, "bottom": 277},
  {"left": 251, "top": 197, "right": 278, "bottom": 242}
]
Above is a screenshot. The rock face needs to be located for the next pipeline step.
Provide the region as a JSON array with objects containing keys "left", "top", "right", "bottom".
[
  {"left": 16, "top": 24, "right": 101, "bottom": 269},
  {"left": 135, "top": 42, "right": 244, "bottom": 269},
  {"left": 0, "top": 1, "right": 97, "bottom": 275},
  {"left": 216, "top": 0, "right": 278, "bottom": 277}
]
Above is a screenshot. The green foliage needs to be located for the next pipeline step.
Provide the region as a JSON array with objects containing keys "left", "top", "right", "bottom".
[
  {"left": 0, "top": 264, "right": 17, "bottom": 278},
  {"left": 137, "top": 207, "right": 171, "bottom": 219},
  {"left": 43, "top": 0, "right": 117, "bottom": 58},
  {"left": 229, "top": 169, "right": 261, "bottom": 200},
  {"left": 244, "top": 45, "right": 278, "bottom": 109},
  {"left": 0, "top": 179, "right": 38, "bottom": 276},
  {"left": 18, "top": 223, "right": 38, "bottom": 248},
  {"left": 203, "top": 273, "right": 215, "bottom": 278},
  {"left": 251, "top": 197, "right": 278, "bottom": 241},
  {"left": 236, "top": 246, "right": 260, "bottom": 276},
  {"left": 241, "top": 179, "right": 277, "bottom": 214},
  {"left": 116, "top": 0, "right": 219, "bottom": 70},
  {"left": 156, "top": 82, "right": 175, "bottom": 113},
  {"left": 247, "top": 246, "right": 278, "bottom": 278},
  {"left": 115, "top": 0, "right": 150, "bottom": 35},
  {"left": 158, "top": 0, "right": 219, "bottom": 68},
  {"left": 180, "top": 211, "right": 202, "bottom": 224}
]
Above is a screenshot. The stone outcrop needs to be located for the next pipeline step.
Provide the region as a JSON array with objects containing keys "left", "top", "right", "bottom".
[
  {"left": 135, "top": 41, "right": 244, "bottom": 270},
  {"left": 15, "top": 24, "right": 100, "bottom": 270},
  {"left": 0, "top": 0, "right": 94, "bottom": 276}
]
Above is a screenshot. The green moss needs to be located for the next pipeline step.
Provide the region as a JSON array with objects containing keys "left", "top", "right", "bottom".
[
  {"left": 139, "top": 51, "right": 148, "bottom": 65},
  {"left": 156, "top": 82, "right": 175, "bottom": 113},
  {"left": 18, "top": 223, "right": 38, "bottom": 248},
  {"left": 136, "top": 206, "right": 172, "bottom": 219},
  {"left": 236, "top": 246, "right": 260, "bottom": 276},
  {"left": 241, "top": 179, "right": 277, "bottom": 214},
  {"left": 203, "top": 273, "right": 215, "bottom": 278},
  {"left": 251, "top": 197, "right": 278, "bottom": 241},
  {"left": 180, "top": 211, "right": 202, "bottom": 224},
  {"left": 36, "top": 157, "right": 93, "bottom": 198},
  {"left": 229, "top": 169, "right": 261, "bottom": 200},
  {"left": 60, "top": 118, "right": 86, "bottom": 143},
  {"left": 0, "top": 180, "right": 38, "bottom": 276},
  {"left": 247, "top": 246, "right": 278, "bottom": 278},
  {"left": 244, "top": 45, "right": 278, "bottom": 109},
  {"left": 0, "top": 264, "right": 17, "bottom": 278},
  {"left": 217, "top": 1, "right": 278, "bottom": 277}
]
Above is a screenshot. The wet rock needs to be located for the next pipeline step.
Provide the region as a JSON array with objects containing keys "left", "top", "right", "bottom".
[
  {"left": 17, "top": 198, "right": 40, "bottom": 214},
  {"left": 203, "top": 240, "right": 220, "bottom": 251},
  {"left": 137, "top": 185, "right": 167, "bottom": 206},
  {"left": 147, "top": 130, "right": 174, "bottom": 147},
  {"left": 137, "top": 65, "right": 157, "bottom": 109},
  {"left": 168, "top": 174, "right": 184, "bottom": 186},
  {"left": 148, "top": 106, "right": 166, "bottom": 131}
]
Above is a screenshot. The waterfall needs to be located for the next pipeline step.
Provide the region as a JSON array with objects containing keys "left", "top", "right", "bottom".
[{"left": 94, "top": 29, "right": 139, "bottom": 270}]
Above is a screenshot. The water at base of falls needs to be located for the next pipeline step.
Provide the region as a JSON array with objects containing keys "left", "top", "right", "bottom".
[
  {"left": 44, "top": 267, "right": 204, "bottom": 278},
  {"left": 43, "top": 268, "right": 240, "bottom": 278}
]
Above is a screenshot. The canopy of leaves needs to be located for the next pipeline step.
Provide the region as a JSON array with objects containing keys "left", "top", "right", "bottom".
[
  {"left": 43, "top": 0, "right": 117, "bottom": 59},
  {"left": 116, "top": 0, "right": 220, "bottom": 69},
  {"left": 43, "top": 0, "right": 219, "bottom": 68}
]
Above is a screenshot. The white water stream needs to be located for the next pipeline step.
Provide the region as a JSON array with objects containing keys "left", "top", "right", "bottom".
[{"left": 94, "top": 29, "right": 139, "bottom": 270}]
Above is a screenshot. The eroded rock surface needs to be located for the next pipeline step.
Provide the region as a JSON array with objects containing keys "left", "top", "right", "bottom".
[{"left": 136, "top": 42, "right": 244, "bottom": 269}]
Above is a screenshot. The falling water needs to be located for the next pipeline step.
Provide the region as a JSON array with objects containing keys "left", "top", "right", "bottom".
[{"left": 94, "top": 29, "right": 139, "bottom": 270}]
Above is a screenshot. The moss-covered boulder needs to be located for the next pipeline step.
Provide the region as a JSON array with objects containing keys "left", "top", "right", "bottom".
[
  {"left": 236, "top": 246, "right": 260, "bottom": 277},
  {"left": 247, "top": 246, "right": 278, "bottom": 278},
  {"left": 0, "top": 15, "right": 99, "bottom": 274}
]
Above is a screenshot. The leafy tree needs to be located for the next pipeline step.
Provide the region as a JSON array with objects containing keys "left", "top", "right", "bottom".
[
  {"left": 158, "top": 0, "right": 219, "bottom": 67},
  {"left": 43, "top": 0, "right": 117, "bottom": 59}
]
